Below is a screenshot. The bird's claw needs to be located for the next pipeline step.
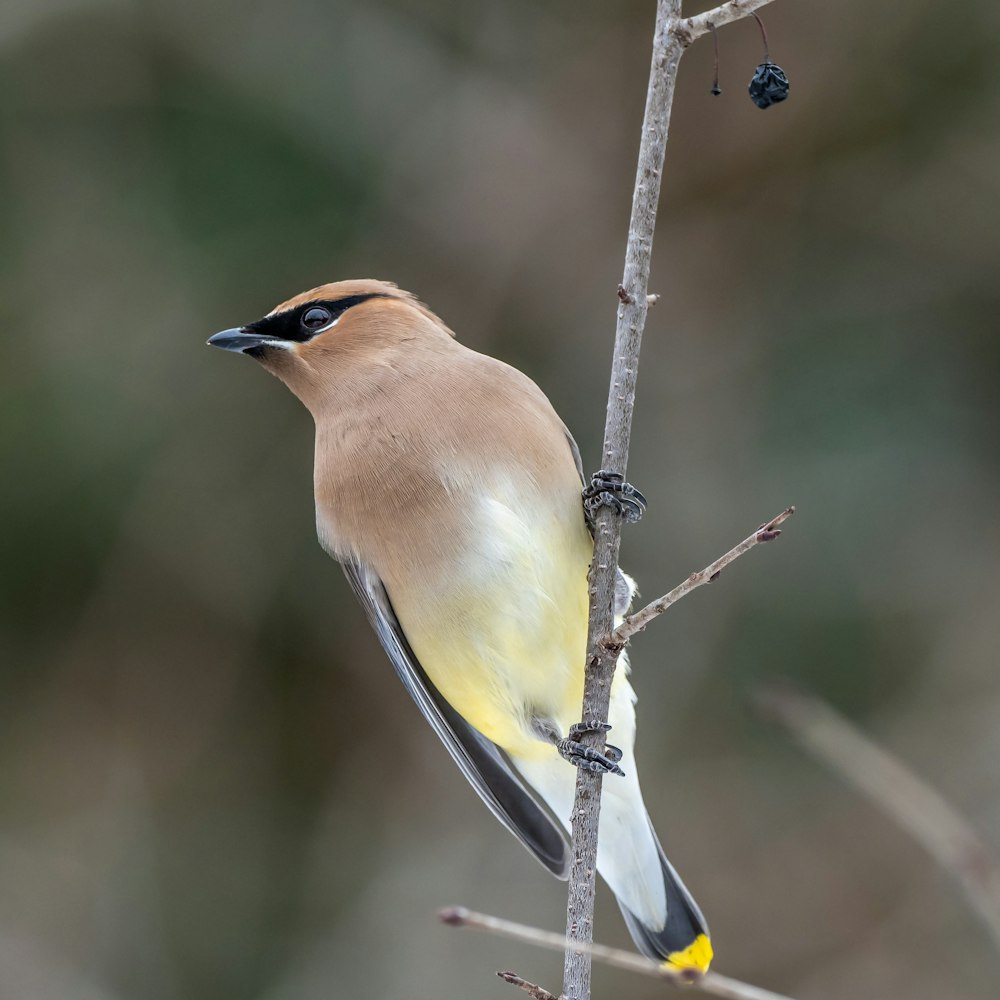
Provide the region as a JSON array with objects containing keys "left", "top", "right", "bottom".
[
  {"left": 583, "top": 470, "right": 647, "bottom": 527},
  {"left": 568, "top": 719, "right": 611, "bottom": 738},
  {"left": 557, "top": 720, "right": 625, "bottom": 776}
]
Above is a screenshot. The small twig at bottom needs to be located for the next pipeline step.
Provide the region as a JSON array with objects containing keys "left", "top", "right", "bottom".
[
  {"left": 441, "top": 906, "right": 798, "bottom": 1000},
  {"left": 755, "top": 683, "right": 1000, "bottom": 957},
  {"left": 497, "top": 971, "right": 559, "bottom": 1000},
  {"left": 607, "top": 506, "right": 795, "bottom": 649}
]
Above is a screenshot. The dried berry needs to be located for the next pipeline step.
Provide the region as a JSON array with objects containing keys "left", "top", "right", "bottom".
[{"left": 748, "top": 61, "right": 789, "bottom": 109}]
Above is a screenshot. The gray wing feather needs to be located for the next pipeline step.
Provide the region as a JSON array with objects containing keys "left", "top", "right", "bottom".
[
  {"left": 564, "top": 426, "right": 586, "bottom": 485},
  {"left": 341, "top": 558, "right": 570, "bottom": 878}
]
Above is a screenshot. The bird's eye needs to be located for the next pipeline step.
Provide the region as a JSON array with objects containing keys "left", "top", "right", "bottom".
[{"left": 301, "top": 306, "right": 333, "bottom": 332}]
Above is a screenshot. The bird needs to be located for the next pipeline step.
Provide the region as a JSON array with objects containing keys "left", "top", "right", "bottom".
[{"left": 207, "top": 279, "right": 712, "bottom": 972}]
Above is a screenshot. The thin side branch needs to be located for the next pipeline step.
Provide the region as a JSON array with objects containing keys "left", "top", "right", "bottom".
[
  {"left": 609, "top": 506, "right": 794, "bottom": 649},
  {"left": 497, "top": 971, "right": 559, "bottom": 1000},
  {"left": 678, "top": 0, "right": 782, "bottom": 45},
  {"left": 755, "top": 684, "right": 1000, "bottom": 955},
  {"left": 442, "top": 907, "right": 799, "bottom": 1000}
]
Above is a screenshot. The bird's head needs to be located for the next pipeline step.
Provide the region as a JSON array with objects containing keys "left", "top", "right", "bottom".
[{"left": 207, "top": 279, "right": 453, "bottom": 406}]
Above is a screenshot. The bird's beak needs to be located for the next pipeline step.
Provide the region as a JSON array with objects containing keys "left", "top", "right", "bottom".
[{"left": 207, "top": 327, "right": 279, "bottom": 354}]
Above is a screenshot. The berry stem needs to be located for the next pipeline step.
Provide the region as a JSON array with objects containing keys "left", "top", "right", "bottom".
[{"left": 751, "top": 10, "right": 770, "bottom": 62}]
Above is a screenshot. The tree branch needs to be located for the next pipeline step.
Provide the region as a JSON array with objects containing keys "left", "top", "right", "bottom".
[
  {"left": 565, "top": 1, "right": 784, "bottom": 997},
  {"left": 564, "top": 2, "right": 684, "bottom": 996},
  {"left": 755, "top": 684, "right": 1000, "bottom": 956},
  {"left": 607, "top": 506, "right": 794, "bottom": 650},
  {"left": 678, "top": 0, "right": 782, "bottom": 45},
  {"left": 442, "top": 907, "right": 799, "bottom": 1000}
]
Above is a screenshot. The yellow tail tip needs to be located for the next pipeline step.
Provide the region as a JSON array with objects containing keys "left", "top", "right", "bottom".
[{"left": 665, "top": 933, "right": 713, "bottom": 975}]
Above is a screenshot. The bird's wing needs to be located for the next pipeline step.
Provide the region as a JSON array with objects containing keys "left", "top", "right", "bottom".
[
  {"left": 341, "top": 557, "right": 570, "bottom": 878},
  {"left": 564, "top": 426, "right": 586, "bottom": 485}
]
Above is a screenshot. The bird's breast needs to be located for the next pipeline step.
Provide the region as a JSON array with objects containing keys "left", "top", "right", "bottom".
[
  {"left": 318, "top": 457, "right": 593, "bottom": 755},
  {"left": 311, "top": 364, "right": 595, "bottom": 754},
  {"left": 380, "top": 481, "right": 593, "bottom": 756}
]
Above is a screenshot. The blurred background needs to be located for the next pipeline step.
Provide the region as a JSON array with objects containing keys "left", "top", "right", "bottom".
[{"left": 2, "top": 0, "right": 999, "bottom": 997}]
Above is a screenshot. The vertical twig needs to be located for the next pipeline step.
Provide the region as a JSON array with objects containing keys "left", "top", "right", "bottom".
[
  {"left": 563, "top": 2, "right": 685, "bottom": 997},
  {"left": 564, "top": 1, "right": 786, "bottom": 996}
]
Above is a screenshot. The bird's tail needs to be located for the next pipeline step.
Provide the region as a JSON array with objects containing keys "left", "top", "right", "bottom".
[
  {"left": 592, "top": 763, "right": 712, "bottom": 972},
  {"left": 513, "top": 748, "right": 712, "bottom": 973},
  {"left": 611, "top": 814, "right": 713, "bottom": 972}
]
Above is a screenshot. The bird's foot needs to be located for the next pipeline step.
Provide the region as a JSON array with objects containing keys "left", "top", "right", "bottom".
[
  {"left": 557, "top": 720, "right": 625, "bottom": 777},
  {"left": 583, "top": 470, "right": 647, "bottom": 528}
]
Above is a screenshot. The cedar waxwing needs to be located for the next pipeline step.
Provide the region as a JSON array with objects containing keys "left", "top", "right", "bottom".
[{"left": 208, "top": 280, "right": 712, "bottom": 971}]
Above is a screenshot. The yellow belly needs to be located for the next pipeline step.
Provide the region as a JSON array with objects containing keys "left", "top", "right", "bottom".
[{"left": 392, "top": 503, "right": 593, "bottom": 757}]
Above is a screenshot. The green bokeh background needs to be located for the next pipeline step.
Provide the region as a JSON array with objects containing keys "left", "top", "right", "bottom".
[{"left": 2, "top": 1, "right": 998, "bottom": 997}]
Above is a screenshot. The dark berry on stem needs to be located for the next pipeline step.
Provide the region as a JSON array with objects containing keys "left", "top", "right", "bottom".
[{"left": 748, "top": 61, "right": 789, "bottom": 109}]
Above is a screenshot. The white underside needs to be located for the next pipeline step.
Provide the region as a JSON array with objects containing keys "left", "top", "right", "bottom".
[{"left": 511, "top": 654, "right": 667, "bottom": 930}]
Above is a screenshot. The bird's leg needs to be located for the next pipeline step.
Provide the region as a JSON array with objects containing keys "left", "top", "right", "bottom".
[
  {"left": 534, "top": 717, "right": 625, "bottom": 777},
  {"left": 583, "top": 470, "right": 647, "bottom": 529}
]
